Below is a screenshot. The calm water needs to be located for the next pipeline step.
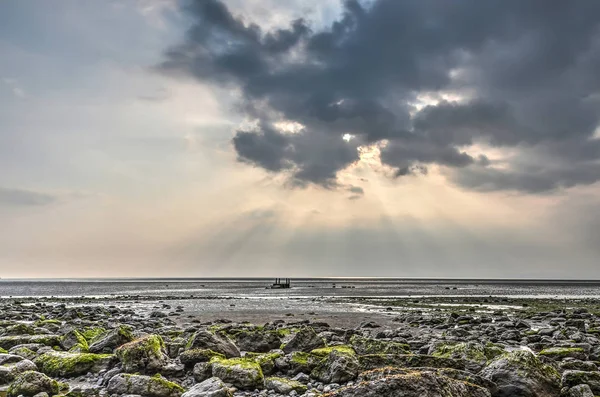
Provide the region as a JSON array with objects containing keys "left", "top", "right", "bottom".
[{"left": 1, "top": 278, "right": 600, "bottom": 299}]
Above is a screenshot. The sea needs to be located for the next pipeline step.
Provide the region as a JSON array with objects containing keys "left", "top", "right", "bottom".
[{"left": 1, "top": 278, "right": 600, "bottom": 299}]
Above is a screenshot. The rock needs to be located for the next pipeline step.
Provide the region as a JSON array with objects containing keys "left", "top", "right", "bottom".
[
  {"left": 0, "top": 336, "right": 60, "bottom": 351},
  {"left": 181, "top": 377, "right": 232, "bottom": 397},
  {"left": 538, "top": 347, "right": 586, "bottom": 361},
  {"left": 350, "top": 335, "right": 410, "bottom": 355},
  {"left": 7, "top": 371, "right": 61, "bottom": 397},
  {"left": 428, "top": 342, "right": 503, "bottom": 365},
  {"left": 0, "top": 360, "right": 37, "bottom": 384},
  {"left": 115, "top": 335, "right": 168, "bottom": 374},
  {"left": 275, "top": 351, "right": 322, "bottom": 375},
  {"left": 265, "top": 377, "right": 307, "bottom": 394},
  {"left": 243, "top": 352, "right": 282, "bottom": 376},
  {"left": 311, "top": 347, "right": 359, "bottom": 384},
  {"left": 322, "top": 369, "right": 490, "bottom": 397},
  {"left": 210, "top": 357, "right": 264, "bottom": 390},
  {"left": 0, "top": 354, "right": 25, "bottom": 365},
  {"left": 192, "top": 362, "right": 212, "bottom": 383},
  {"left": 282, "top": 328, "right": 325, "bottom": 354},
  {"left": 561, "top": 371, "right": 600, "bottom": 394},
  {"left": 480, "top": 350, "right": 560, "bottom": 397},
  {"left": 565, "top": 384, "right": 594, "bottom": 397},
  {"left": 88, "top": 326, "right": 133, "bottom": 353},
  {"left": 59, "top": 329, "right": 88, "bottom": 351},
  {"left": 179, "top": 349, "right": 225, "bottom": 367},
  {"left": 33, "top": 351, "right": 115, "bottom": 377},
  {"left": 358, "top": 354, "right": 475, "bottom": 371},
  {"left": 230, "top": 329, "right": 282, "bottom": 353},
  {"left": 107, "top": 373, "right": 184, "bottom": 397},
  {"left": 187, "top": 331, "right": 240, "bottom": 358}
]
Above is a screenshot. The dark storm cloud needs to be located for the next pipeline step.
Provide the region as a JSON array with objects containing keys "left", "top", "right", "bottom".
[
  {"left": 0, "top": 187, "right": 56, "bottom": 207},
  {"left": 161, "top": 0, "right": 600, "bottom": 193}
]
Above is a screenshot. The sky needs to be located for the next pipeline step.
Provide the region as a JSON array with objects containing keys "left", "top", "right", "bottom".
[{"left": 1, "top": 0, "right": 600, "bottom": 278}]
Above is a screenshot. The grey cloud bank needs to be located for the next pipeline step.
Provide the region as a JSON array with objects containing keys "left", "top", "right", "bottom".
[{"left": 160, "top": 0, "right": 600, "bottom": 193}]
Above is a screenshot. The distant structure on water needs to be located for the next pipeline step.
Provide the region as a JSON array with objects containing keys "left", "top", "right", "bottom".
[{"left": 268, "top": 278, "right": 291, "bottom": 289}]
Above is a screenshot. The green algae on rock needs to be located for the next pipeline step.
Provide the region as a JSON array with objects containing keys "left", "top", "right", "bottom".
[
  {"left": 179, "top": 349, "right": 225, "bottom": 367},
  {"left": 115, "top": 334, "right": 167, "bottom": 374},
  {"left": 34, "top": 351, "right": 115, "bottom": 378},
  {"left": 265, "top": 376, "right": 307, "bottom": 394},
  {"left": 107, "top": 373, "right": 184, "bottom": 397},
  {"left": 7, "top": 371, "right": 61, "bottom": 397},
  {"left": 210, "top": 356, "right": 264, "bottom": 390},
  {"left": 349, "top": 335, "right": 410, "bottom": 355}
]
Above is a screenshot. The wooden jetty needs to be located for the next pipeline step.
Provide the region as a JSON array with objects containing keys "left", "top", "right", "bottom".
[{"left": 268, "top": 278, "right": 291, "bottom": 289}]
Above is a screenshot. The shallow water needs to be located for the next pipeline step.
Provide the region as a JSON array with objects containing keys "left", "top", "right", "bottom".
[{"left": 1, "top": 278, "right": 600, "bottom": 299}]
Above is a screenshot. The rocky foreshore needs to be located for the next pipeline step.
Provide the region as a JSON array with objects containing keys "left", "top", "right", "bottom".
[{"left": 0, "top": 299, "right": 599, "bottom": 397}]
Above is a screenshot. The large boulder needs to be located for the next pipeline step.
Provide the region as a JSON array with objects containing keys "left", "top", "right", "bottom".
[
  {"left": 323, "top": 369, "right": 490, "bottom": 397},
  {"left": 107, "top": 373, "right": 184, "bottom": 397},
  {"left": 115, "top": 334, "right": 168, "bottom": 374},
  {"left": 187, "top": 331, "right": 240, "bottom": 358},
  {"left": 0, "top": 360, "right": 37, "bottom": 384},
  {"left": 282, "top": 327, "right": 325, "bottom": 354},
  {"left": 7, "top": 371, "right": 61, "bottom": 397},
  {"left": 311, "top": 347, "right": 360, "bottom": 384},
  {"left": 181, "top": 377, "right": 232, "bottom": 397},
  {"left": 34, "top": 351, "right": 115, "bottom": 377},
  {"left": 88, "top": 325, "right": 133, "bottom": 353},
  {"left": 210, "top": 357, "right": 264, "bottom": 390},
  {"left": 480, "top": 350, "right": 560, "bottom": 397}
]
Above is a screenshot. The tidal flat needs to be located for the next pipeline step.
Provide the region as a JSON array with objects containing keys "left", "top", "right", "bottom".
[{"left": 1, "top": 280, "right": 600, "bottom": 396}]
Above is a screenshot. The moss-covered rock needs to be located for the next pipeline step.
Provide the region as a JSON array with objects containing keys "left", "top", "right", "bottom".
[
  {"left": 243, "top": 351, "right": 282, "bottom": 375},
  {"left": 8, "top": 347, "right": 36, "bottom": 361},
  {"left": 187, "top": 331, "right": 240, "bottom": 358},
  {"left": 561, "top": 370, "right": 600, "bottom": 395},
  {"left": 429, "top": 342, "right": 502, "bottom": 363},
  {"left": 179, "top": 349, "right": 225, "bottom": 367},
  {"left": 7, "top": 371, "right": 61, "bottom": 397},
  {"left": 275, "top": 351, "right": 323, "bottom": 375},
  {"left": 322, "top": 369, "right": 490, "bottom": 397},
  {"left": 225, "top": 329, "right": 282, "bottom": 353},
  {"left": 350, "top": 335, "right": 410, "bottom": 355},
  {"left": 0, "top": 360, "right": 37, "bottom": 384},
  {"left": 115, "top": 334, "right": 167, "bottom": 374},
  {"left": 107, "top": 373, "right": 184, "bottom": 397},
  {"left": 210, "top": 357, "right": 264, "bottom": 390},
  {"left": 265, "top": 376, "right": 307, "bottom": 394},
  {"left": 0, "top": 335, "right": 60, "bottom": 350},
  {"left": 311, "top": 347, "right": 360, "bottom": 383},
  {"left": 60, "top": 329, "right": 89, "bottom": 352},
  {"left": 182, "top": 377, "right": 232, "bottom": 397},
  {"left": 358, "top": 353, "right": 472, "bottom": 371},
  {"left": 1, "top": 324, "right": 36, "bottom": 337},
  {"left": 480, "top": 350, "right": 560, "bottom": 397},
  {"left": 34, "top": 351, "right": 115, "bottom": 378},
  {"left": 282, "top": 327, "right": 325, "bottom": 354},
  {"left": 539, "top": 347, "right": 586, "bottom": 360},
  {"left": 80, "top": 327, "right": 106, "bottom": 344},
  {"left": 88, "top": 325, "right": 133, "bottom": 353}
]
